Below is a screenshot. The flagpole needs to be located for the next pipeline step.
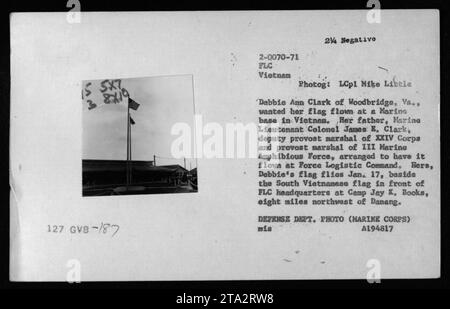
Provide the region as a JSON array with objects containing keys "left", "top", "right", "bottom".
[
  {"left": 126, "top": 103, "right": 130, "bottom": 188},
  {"left": 126, "top": 97, "right": 140, "bottom": 189},
  {"left": 129, "top": 116, "right": 132, "bottom": 184},
  {"left": 130, "top": 120, "right": 132, "bottom": 161}
]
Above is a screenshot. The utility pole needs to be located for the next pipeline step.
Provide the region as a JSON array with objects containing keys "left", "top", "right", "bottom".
[{"left": 154, "top": 155, "right": 156, "bottom": 166}]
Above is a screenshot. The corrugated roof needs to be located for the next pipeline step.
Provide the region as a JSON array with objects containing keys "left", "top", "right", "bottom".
[{"left": 83, "top": 160, "right": 187, "bottom": 174}]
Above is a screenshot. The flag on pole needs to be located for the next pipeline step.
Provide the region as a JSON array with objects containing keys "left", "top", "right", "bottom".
[
  {"left": 128, "top": 98, "right": 140, "bottom": 110},
  {"left": 129, "top": 116, "right": 135, "bottom": 125}
]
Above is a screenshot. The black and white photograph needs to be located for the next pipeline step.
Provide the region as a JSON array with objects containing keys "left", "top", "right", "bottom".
[
  {"left": 82, "top": 75, "right": 198, "bottom": 196},
  {"left": 5, "top": 1, "right": 448, "bottom": 294}
]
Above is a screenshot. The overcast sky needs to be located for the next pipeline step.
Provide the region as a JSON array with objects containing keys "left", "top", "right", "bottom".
[{"left": 82, "top": 75, "right": 197, "bottom": 169}]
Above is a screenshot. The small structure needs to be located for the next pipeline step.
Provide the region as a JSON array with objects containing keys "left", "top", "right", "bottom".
[
  {"left": 82, "top": 159, "right": 192, "bottom": 195},
  {"left": 189, "top": 167, "right": 198, "bottom": 190}
]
